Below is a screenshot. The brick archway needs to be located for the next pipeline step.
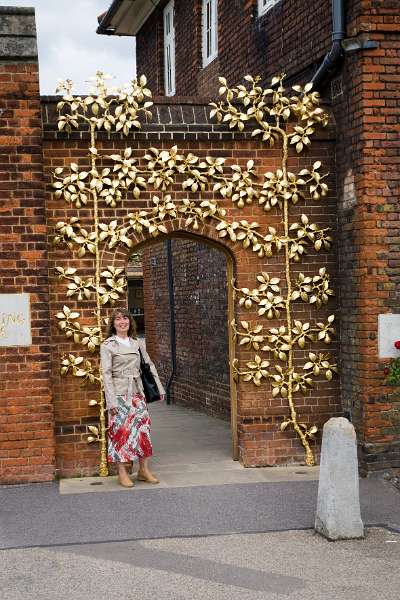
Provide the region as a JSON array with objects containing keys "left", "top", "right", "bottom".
[
  {"left": 44, "top": 99, "right": 339, "bottom": 478},
  {"left": 102, "top": 222, "right": 239, "bottom": 460}
]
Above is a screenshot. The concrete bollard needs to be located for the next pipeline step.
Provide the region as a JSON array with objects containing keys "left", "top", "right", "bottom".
[{"left": 315, "top": 417, "right": 364, "bottom": 540}]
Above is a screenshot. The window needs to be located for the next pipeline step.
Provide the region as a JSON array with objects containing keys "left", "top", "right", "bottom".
[
  {"left": 202, "top": 0, "right": 218, "bottom": 67},
  {"left": 258, "top": 0, "right": 280, "bottom": 17},
  {"left": 163, "top": 0, "right": 175, "bottom": 96}
]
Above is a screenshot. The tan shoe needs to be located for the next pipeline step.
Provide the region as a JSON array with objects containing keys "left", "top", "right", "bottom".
[
  {"left": 118, "top": 476, "right": 134, "bottom": 488},
  {"left": 137, "top": 470, "right": 159, "bottom": 484}
]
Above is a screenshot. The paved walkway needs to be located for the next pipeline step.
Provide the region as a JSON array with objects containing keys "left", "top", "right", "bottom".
[{"left": 60, "top": 403, "right": 319, "bottom": 494}]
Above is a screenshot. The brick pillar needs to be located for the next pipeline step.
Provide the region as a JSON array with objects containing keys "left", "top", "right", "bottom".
[
  {"left": 337, "top": 4, "right": 400, "bottom": 474},
  {"left": 0, "top": 7, "right": 55, "bottom": 483}
]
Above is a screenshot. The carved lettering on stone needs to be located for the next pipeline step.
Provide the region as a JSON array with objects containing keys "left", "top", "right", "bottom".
[{"left": 0, "top": 293, "right": 31, "bottom": 346}]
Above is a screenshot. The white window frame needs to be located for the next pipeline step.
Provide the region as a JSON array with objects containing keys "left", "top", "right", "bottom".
[
  {"left": 202, "top": 0, "right": 218, "bottom": 68},
  {"left": 163, "top": 0, "right": 176, "bottom": 96},
  {"left": 258, "top": 0, "right": 280, "bottom": 17}
]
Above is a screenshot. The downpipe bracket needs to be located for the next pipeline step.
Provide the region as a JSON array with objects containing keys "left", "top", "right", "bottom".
[{"left": 342, "top": 34, "right": 379, "bottom": 53}]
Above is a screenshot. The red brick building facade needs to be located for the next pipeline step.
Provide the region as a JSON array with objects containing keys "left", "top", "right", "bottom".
[
  {"left": 0, "top": 2, "right": 399, "bottom": 482},
  {"left": 97, "top": 0, "right": 400, "bottom": 473},
  {"left": 0, "top": 7, "right": 55, "bottom": 482},
  {"left": 39, "top": 92, "right": 338, "bottom": 477}
]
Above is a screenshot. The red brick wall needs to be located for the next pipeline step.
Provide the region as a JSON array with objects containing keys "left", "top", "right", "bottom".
[
  {"left": 135, "top": 0, "right": 400, "bottom": 473},
  {"left": 41, "top": 97, "right": 338, "bottom": 474},
  {"left": 334, "top": 2, "right": 400, "bottom": 473},
  {"left": 142, "top": 243, "right": 171, "bottom": 378},
  {"left": 3, "top": 3, "right": 398, "bottom": 482},
  {"left": 136, "top": 0, "right": 332, "bottom": 96},
  {"left": 143, "top": 238, "right": 231, "bottom": 420},
  {"left": 136, "top": 5, "right": 165, "bottom": 95},
  {"left": 0, "top": 8, "right": 55, "bottom": 484}
]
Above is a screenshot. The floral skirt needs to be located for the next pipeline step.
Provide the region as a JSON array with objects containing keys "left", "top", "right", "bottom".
[{"left": 107, "top": 392, "right": 152, "bottom": 463}]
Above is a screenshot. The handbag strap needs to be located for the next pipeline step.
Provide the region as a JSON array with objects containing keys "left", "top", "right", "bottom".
[{"left": 138, "top": 346, "right": 146, "bottom": 368}]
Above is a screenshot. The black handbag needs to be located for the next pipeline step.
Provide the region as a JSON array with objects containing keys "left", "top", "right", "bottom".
[{"left": 139, "top": 348, "right": 161, "bottom": 403}]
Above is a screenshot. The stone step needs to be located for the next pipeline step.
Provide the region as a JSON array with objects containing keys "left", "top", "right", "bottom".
[{"left": 59, "top": 465, "right": 319, "bottom": 495}]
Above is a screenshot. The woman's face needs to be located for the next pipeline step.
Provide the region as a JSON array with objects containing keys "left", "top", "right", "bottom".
[{"left": 113, "top": 313, "right": 130, "bottom": 337}]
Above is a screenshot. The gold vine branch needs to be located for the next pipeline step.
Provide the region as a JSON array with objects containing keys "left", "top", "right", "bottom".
[
  {"left": 53, "top": 70, "right": 337, "bottom": 469},
  {"left": 55, "top": 266, "right": 127, "bottom": 304},
  {"left": 53, "top": 145, "right": 331, "bottom": 261},
  {"left": 209, "top": 73, "right": 337, "bottom": 465},
  {"left": 231, "top": 315, "right": 336, "bottom": 365},
  {"left": 53, "top": 71, "right": 153, "bottom": 476},
  {"left": 54, "top": 191, "right": 332, "bottom": 270}
]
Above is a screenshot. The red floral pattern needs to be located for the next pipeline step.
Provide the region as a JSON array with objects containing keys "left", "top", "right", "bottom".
[{"left": 107, "top": 393, "right": 152, "bottom": 463}]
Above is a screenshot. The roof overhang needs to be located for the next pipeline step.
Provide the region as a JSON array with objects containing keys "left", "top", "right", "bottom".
[{"left": 97, "top": 0, "right": 161, "bottom": 36}]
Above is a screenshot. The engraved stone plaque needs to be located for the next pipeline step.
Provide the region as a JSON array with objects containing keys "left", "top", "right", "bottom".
[
  {"left": 378, "top": 314, "right": 400, "bottom": 358},
  {"left": 0, "top": 293, "right": 31, "bottom": 346}
]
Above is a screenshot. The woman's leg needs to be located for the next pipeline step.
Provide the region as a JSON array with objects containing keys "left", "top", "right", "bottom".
[
  {"left": 117, "top": 462, "right": 134, "bottom": 487},
  {"left": 138, "top": 457, "right": 159, "bottom": 483}
]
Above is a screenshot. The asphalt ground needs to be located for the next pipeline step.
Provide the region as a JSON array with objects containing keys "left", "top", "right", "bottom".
[
  {"left": 1, "top": 527, "right": 399, "bottom": 600},
  {"left": 1, "top": 477, "right": 399, "bottom": 550},
  {"left": 2, "top": 405, "right": 399, "bottom": 598}
]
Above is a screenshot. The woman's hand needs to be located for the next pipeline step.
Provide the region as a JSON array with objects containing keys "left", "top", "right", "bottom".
[{"left": 160, "top": 394, "right": 165, "bottom": 402}]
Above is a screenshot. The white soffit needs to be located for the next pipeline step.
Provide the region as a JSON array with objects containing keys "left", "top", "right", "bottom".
[{"left": 108, "top": 0, "right": 161, "bottom": 35}]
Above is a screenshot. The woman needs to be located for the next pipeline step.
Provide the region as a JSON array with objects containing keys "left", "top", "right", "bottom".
[{"left": 100, "top": 307, "right": 165, "bottom": 488}]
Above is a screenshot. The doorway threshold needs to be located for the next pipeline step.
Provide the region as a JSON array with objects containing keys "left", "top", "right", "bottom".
[{"left": 59, "top": 465, "right": 319, "bottom": 495}]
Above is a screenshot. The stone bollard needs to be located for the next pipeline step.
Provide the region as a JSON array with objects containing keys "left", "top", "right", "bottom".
[{"left": 315, "top": 417, "right": 364, "bottom": 540}]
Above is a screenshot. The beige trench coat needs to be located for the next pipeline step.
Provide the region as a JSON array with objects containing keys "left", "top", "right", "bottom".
[{"left": 100, "top": 336, "right": 165, "bottom": 411}]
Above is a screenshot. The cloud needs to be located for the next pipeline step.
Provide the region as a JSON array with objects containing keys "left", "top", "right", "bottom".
[{"left": 1, "top": 0, "right": 137, "bottom": 93}]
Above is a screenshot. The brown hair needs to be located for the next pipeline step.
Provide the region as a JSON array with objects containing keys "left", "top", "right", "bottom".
[{"left": 106, "top": 308, "right": 137, "bottom": 339}]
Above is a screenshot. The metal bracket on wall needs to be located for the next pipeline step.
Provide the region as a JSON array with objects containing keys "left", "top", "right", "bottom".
[{"left": 342, "top": 34, "right": 378, "bottom": 52}]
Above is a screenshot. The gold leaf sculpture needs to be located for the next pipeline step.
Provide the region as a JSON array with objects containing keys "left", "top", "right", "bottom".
[
  {"left": 211, "top": 74, "right": 337, "bottom": 465},
  {"left": 53, "top": 72, "right": 153, "bottom": 476},
  {"left": 53, "top": 70, "right": 336, "bottom": 474}
]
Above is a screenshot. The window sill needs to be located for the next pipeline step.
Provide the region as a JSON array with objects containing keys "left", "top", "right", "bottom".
[
  {"left": 202, "top": 53, "right": 218, "bottom": 69},
  {"left": 258, "top": 0, "right": 280, "bottom": 18}
]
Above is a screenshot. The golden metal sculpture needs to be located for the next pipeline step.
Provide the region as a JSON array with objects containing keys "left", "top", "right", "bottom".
[
  {"left": 53, "top": 72, "right": 152, "bottom": 476},
  {"left": 211, "top": 74, "right": 337, "bottom": 464},
  {"left": 53, "top": 71, "right": 336, "bottom": 472}
]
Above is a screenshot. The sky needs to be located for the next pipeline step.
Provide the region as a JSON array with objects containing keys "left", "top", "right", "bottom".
[{"left": 2, "top": 0, "right": 136, "bottom": 93}]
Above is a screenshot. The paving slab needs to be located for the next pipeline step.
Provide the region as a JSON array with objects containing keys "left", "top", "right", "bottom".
[
  {"left": 59, "top": 466, "right": 320, "bottom": 494},
  {"left": 150, "top": 402, "right": 233, "bottom": 465}
]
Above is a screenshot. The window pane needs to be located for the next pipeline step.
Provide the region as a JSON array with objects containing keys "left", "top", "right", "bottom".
[
  {"left": 164, "top": 1, "right": 175, "bottom": 95},
  {"left": 203, "top": 0, "right": 217, "bottom": 64},
  {"left": 166, "top": 47, "right": 171, "bottom": 92}
]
